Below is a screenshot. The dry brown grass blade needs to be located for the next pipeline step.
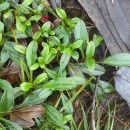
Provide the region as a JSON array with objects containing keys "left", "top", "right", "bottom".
[{"left": 10, "top": 105, "right": 45, "bottom": 128}]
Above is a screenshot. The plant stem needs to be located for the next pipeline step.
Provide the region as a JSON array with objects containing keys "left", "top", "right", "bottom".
[
  {"left": 60, "top": 76, "right": 94, "bottom": 112},
  {"left": 91, "top": 76, "right": 100, "bottom": 130},
  {"left": 30, "top": 70, "right": 33, "bottom": 82},
  {"left": 8, "top": 20, "right": 18, "bottom": 44}
]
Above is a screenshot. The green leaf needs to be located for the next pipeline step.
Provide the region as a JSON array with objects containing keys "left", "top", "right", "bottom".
[
  {"left": 102, "top": 53, "right": 130, "bottom": 66},
  {"left": 70, "top": 76, "right": 86, "bottom": 85},
  {"left": 74, "top": 20, "right": 88, "bottom": 44},
  {"left": 4, "top": 42, "right": 26, "bottom": 69},
  {"left": 16, "top": 17, "right": 26, "bottom": 32},
  {"left": 0, "top": 90, "right": 14, "bottom": 117},
  {"left": 43, "top": 77, "right": 77, "bottom": 90},
  {"left": 26, "top": 40, "right": 38, "bottom": 67},
  {"left": 14, "top": 45, "right": 26, "bottom": 54},
  {"left": 62, "top": 94, "right": 73, "bottom": 114},
  {"left": 43, "top": 103, "right": 64, "bottom": 126},
  {"left": 74, "top": 20, "right": 88, "bottom": 58},
  {"left": 56, "top": 8, "right": 67, "bottom": 19},
  {"left": 50, "top": 48, "right": 57, "bottom": 53},
  {"left": 29, "top": 63, "right": 39, "bottom": 70},
  {"left": 0, "top": 21, "right": 4, "bottom": 32},
  {"left": 76, "top": 63, "right": 105, "bottom": 76},
  {"left": 17, "top": 88, "right": 53, "bottom": 108},
  {"left": 87, "top": 58, "right": 95, "bottom": 71},
  {"left": 37, "top": 4, "right": 44, "bottom": 12},
  {"left": 38, "top": 57, "right": 44, "bottom": 64},
  {"left": 16, "top": 4, "right": 31, "bottom": 14},
  {"left": 93, "top": 34, "right": 103, "bottom": 47},
  {"left": 0, "top": 118, "right": 23, "bottom": 130},
  {"left": 33, "top": 73, "right": 47, "bottom": 85},
  {"left": 45, "top": 67, "right": 57, "bottom": 79},
  {"left": 71, "top": 39, "right": 83, "bottom": 49},
  {"left": 4, "top": 43, "right": 29, "bottom": 78},
  {"left": 86, "top": 41, "right": 95, "bottom": 58},
  {"left": 71, "top": 51, "right": 79, "bottom": 60},
  {"left": 3, "top": 9, "right": 12, "bottom": 19},
  {"left": 0, "top": 47, "right": 9, "bottom": 65},
  {"left": 45, "top": 53, "right": 57, "bottom": 64},
  {"left": 99, "top": 80, "right": 115, "bottom": 93},
  {"left": 42, "top": 22, "right": 51, "bottom": 32},
  {"left": 33, "top": 31, "right": 42, "bottom": 40},
  {"left": 0, "top": 79, "right": 13, "bottom": 91},
  {"left": 0, "top": 2, "right": 10, "bottom": 12},
  {"left": 59, "top": 53, "right": 70, "bottom": 73},
  {"left": 68, "top": 63, "right": 84, "bottom": 77},
  {"left": 20, "top": 82, "right": 33, "bottom": 92},
  {"left": 50, "top": 36, "right": 60, "bottom": 45},
  {"left": 18, "top": 16, "right": 26, "bottom": 22},
  {"left": 70, "top": 17, "right": 80, "bottom": 23},
  {"left": 22, "top": 0, "right": 33, "bottom": 6}
]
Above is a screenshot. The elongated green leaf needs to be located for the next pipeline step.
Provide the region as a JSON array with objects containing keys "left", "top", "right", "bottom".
[
  {"left": 33, "top": 31, "right": 42, "bottom": 40},
  {"left": 29, "top": 63, "right": 39, "bottom": 70},
  {"left": 56, "top": 8, "right": 67, "bottom": 19},
  {"left": 0, "top": 117, "right": 23, "bottom": 130},
  {"left": 0, "top": 47, "right": 9, "bottom": 65},
  {"left": 22, "top": 0, "right": 33, "bottom": 5},
  {"left": 80, "top": 104, "right": 89, "bottom": 130},
  {"left": 0, "top": 79, "right": 13, "bottom": 91},
  {"left": 14, "top": 45, "right": 26, "bottom": 54},
  {"left": 102, "top": 53, "right": 130, "bottom": 66},
  {"left": 43, "top": 103, "right": 64, "bottom": 126},
  {"left": 76, "top": 63, "right": 105, "bottom": 76},
  {"left": 68, "top": 63, "right": 84, "bottom": 78},
  {"left": 71, "top": 51, "right": 79, "bottom": 60},
  {"left": 26, "top": 41, "right": 38, "bottom": 67},
  {"left": 3, "top": 9, "right": 12, "bottom": 19},
  {"left": 0, "top": 2, "right": 10, "bottom": 12},
  {"left": 71, "top": 39, "right": 83, "bottom": 49},
  {"left": 74, "top": 20, "right": 88, "bottom": 58},
  {"left": 43, "top": 77, "right": 77, "bottom": 90},
  {"left": 59, "top": 53, "right": 70, "bottom": 73},
  {"left": 62, "top": 94, "right": 73, "bottom": 114},
  {"left": 33, "top": 73, "right": 47, "bottom": 85},
  {"left": 17, "top": 88, "right": 53, "bottom": 108},
  {"left": 42, "top": 22, "right": 51, "bottom": 32},
  {"left": 4, "top": 43, "right": 29, "bottom": 77},
  {"left": 74, "top": 20, "right": 88, "bottom": 44},
  {"left": 16, "top": 17, "right": 26, "bottom": 32},
  {"left": 50, "top": 36, "right": 60, "bottom": 45},
  {"left": 0, "top": 90, "right": 14, "bottom": 117},
  {"left": 16, "top": 4, "right": 31, "bottom": 14},
  {"left": 70, "top": 76, "right": 86, "bottom": 85},
  {"left": 86, "top": 41, "right": 95, "bottom": 58},
  {"left": 45, "top": 67, "right": 57, "bottom": 79}
]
